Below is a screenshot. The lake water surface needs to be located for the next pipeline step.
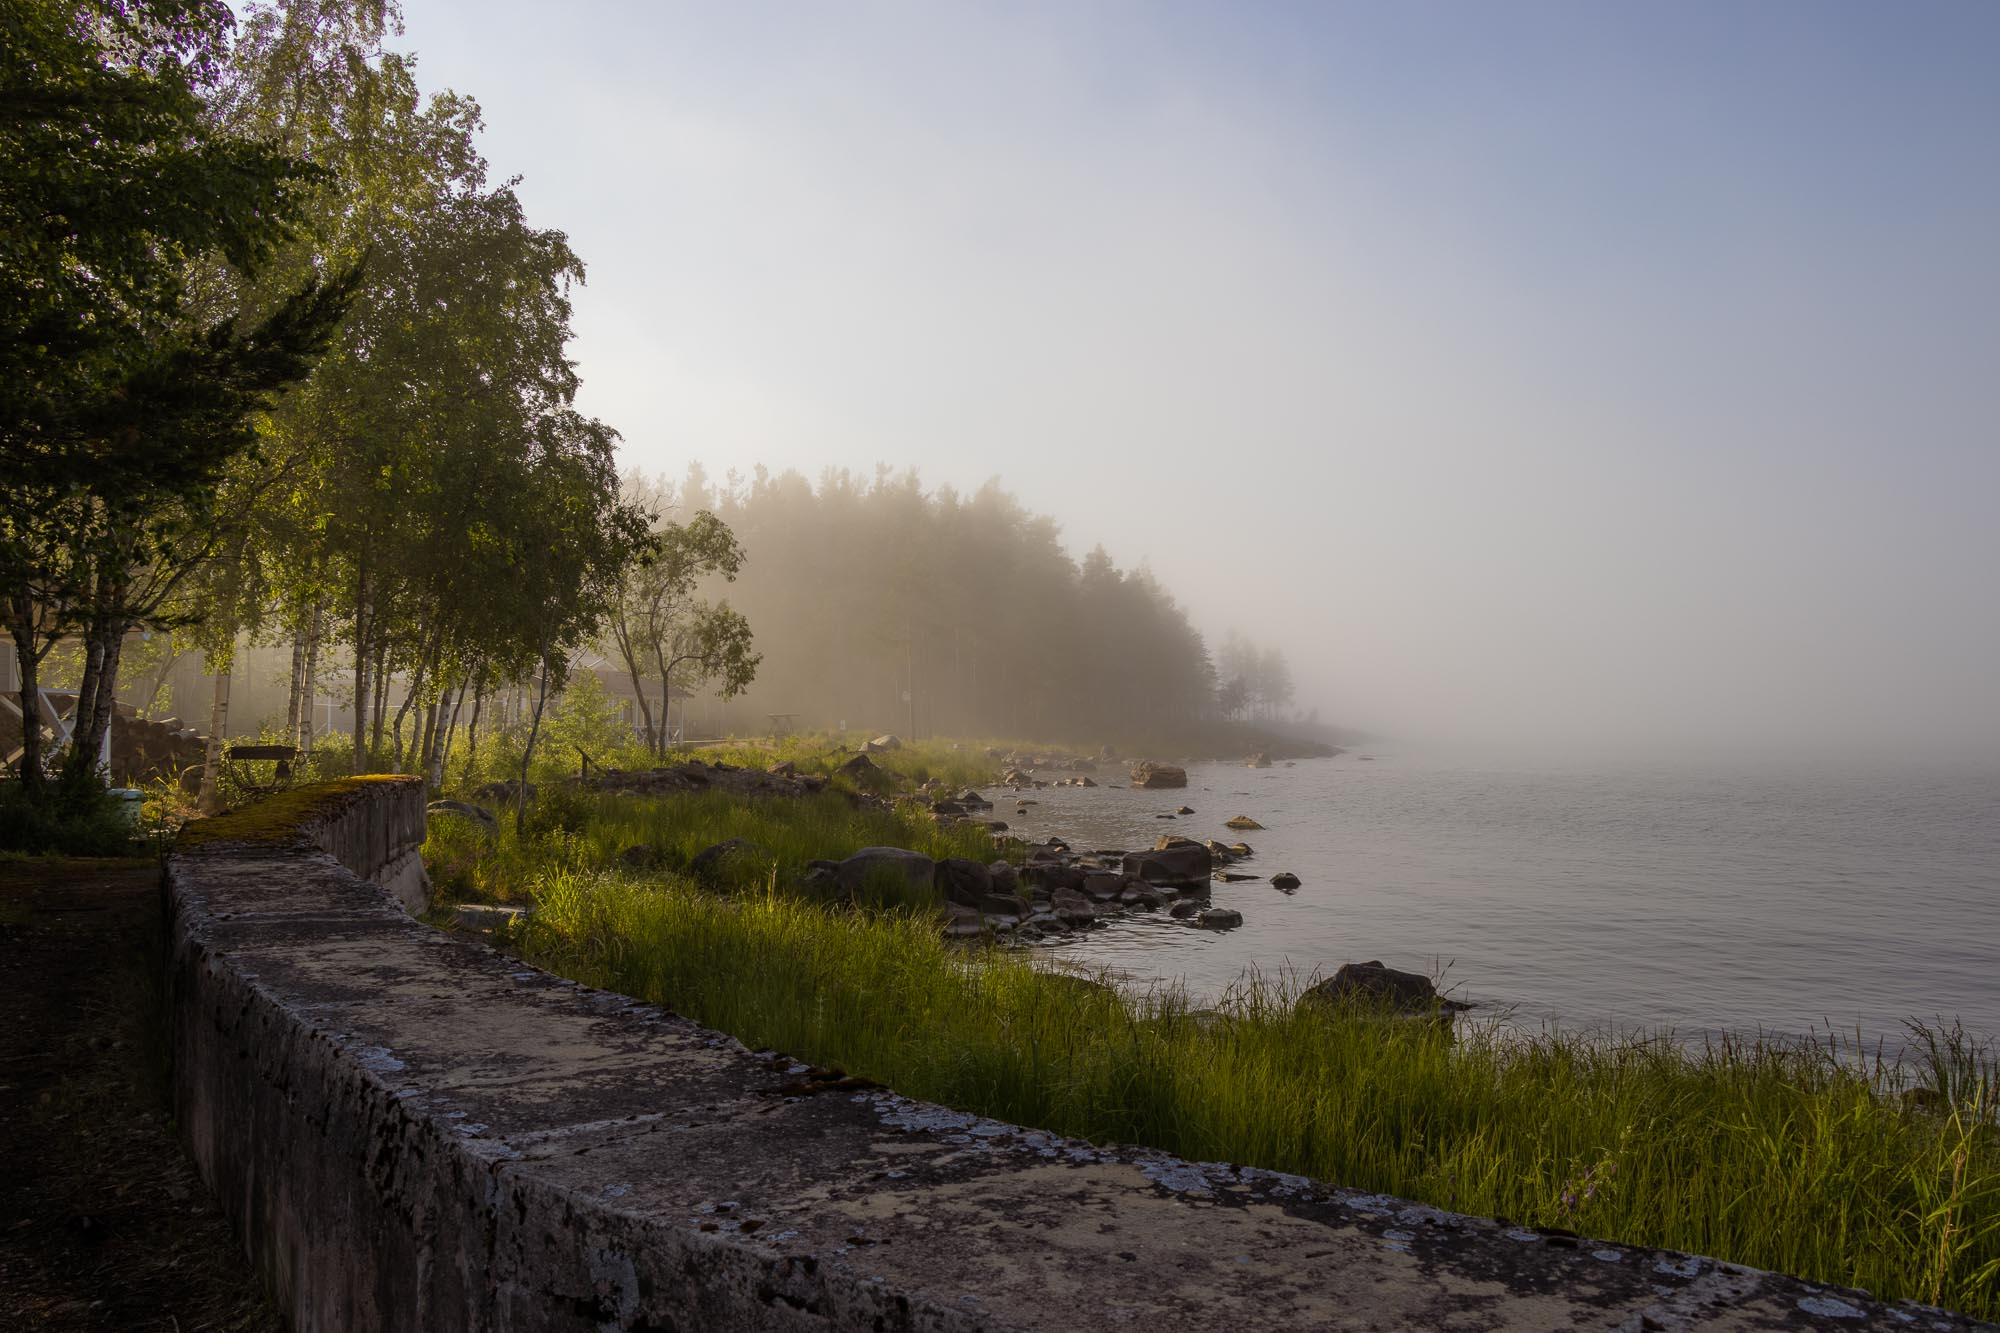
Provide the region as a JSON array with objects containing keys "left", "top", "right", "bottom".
[{"left": 997, "top": 751, "right": 2000, "bottom": 1047}]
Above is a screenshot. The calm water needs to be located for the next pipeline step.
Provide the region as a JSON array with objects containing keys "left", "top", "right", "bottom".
[{"left": 999, "top": 752, "right": 2000, "bottom": 1046}]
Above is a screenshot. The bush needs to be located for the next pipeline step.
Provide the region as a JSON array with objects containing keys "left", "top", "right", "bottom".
[{"left": 0, "top": 775, "right": 139, "bottom": 856}]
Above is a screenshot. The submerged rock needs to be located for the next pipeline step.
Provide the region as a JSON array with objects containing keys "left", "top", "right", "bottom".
[
  {"left": 1224, "top": 815, "right": 1264, "bottom": 831},
  {"left": 1270, "top": 872, "right": 1302, "bottom": 890},
  {"left": 1195, "top": 907, "right": 1244, "bottom": 929}
]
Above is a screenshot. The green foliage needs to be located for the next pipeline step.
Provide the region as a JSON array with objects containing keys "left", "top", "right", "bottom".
[
  {"left": 512, "top": 868, "right": 2000, "bottom": 1319},
  {"left": 673, "top": 466, "right": 1219, "bottom": 742},
  {"left": 541, "top": 672, "right": 633, "bottom": 773},
  {"left": 423, "top": 782, "right": 997, "bottom": 906},
  {"left": 0, "top": 777, "right": 137, "bottom": 856}
]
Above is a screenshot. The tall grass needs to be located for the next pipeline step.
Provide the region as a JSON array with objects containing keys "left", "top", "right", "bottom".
[
  {"left": 425, "top": 787, "right": 1002, "bottom": 904},
  {"left": 513, "top": 869, "right": 2000, "bottom": 1319}
]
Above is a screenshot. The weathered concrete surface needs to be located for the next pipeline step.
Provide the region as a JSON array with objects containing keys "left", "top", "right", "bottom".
[{"left": 167, "top": 780, "right": 1994, "bottom": 1332}]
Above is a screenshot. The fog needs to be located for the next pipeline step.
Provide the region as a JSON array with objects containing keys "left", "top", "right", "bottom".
[{"left": 397, "top": 1, "right": 2000, "bottom": 759}]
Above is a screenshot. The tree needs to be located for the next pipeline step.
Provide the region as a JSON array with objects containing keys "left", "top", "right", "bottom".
[
  {"left": 603, "top": 499, "right": 753, "bottom": 757},
  {"left": 1, "top": 0, "right": 355, "bottom": 800}
]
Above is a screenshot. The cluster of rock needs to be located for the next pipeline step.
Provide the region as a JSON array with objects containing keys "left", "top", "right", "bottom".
[{"left": 569, "top": 759, "right": 832, "bottom": 801}]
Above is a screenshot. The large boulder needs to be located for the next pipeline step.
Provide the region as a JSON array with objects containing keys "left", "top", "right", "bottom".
[
  {"left": 833, "top": 847, "right": 937, "bottom": 896},
  {"left": 1299, "top": 961, "right": 1472, "bottom": 1017},
  {"left": 1120, "top": 843, "right": 1211, "bottom": 888},
  {"left": 935, "top": 857, "right": 993, "bottom": 908},
  {"left": 1129, "top": 762, "right": 1188, "bottom": 789},
  {"left": 866, "top": 734, "right": 903, "bottom": 752}
]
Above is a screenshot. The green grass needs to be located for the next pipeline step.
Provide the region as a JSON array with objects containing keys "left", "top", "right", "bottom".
[
  {"left": 501, "top": 865, "right": 2000, "bottom": 1319},
  {"left": 425, "top": 785, "right": 1004, "bottom": 906}
]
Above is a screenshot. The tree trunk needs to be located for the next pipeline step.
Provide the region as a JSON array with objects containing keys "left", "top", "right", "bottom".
[
  {"left": 284, "top": 630, "right": 305, "bottom": 743},
  {"left": 299, "top": 604, "right": 321, "bottom": 749},
  {"left": 8, "top": 590, "right": 44, "bottom": 795},
  {"left": 71, "top": 614, "right": 125, "bottom": 782},
  {"left": 351, "top": 564, "right": 369, "bottom": 773},
  {"left": 389, "top": 639, "right": 429, "bottom": 772},
  {"left": 197, "top": 662, "right": 230, "bottom": 814},
  {"left": 516, "top": 647, "right": 554, "bottom": 834},
  {"left": 369, "top": 644, "right": 388, "bottom": 762},
  {"left": 462, "top": 685, "right": 483, "bottom": 789}
]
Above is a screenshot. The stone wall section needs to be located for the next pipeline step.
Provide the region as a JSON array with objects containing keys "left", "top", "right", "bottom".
[{"left": 164, "top": 779, "right": 1993, "bottom": 1331}]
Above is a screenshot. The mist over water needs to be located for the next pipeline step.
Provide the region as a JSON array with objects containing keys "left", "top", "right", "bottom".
[{"left": 1002, "top": 750, "right": 2000, "bottom": 1047}]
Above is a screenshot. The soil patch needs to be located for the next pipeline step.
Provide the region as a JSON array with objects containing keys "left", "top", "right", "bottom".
[{"left": 0, "top": 857, "right": 276, "bottom": 1331}]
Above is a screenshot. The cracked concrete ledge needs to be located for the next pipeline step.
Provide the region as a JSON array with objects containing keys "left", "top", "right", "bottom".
[{"left": 165, "top": 778, "right": 1994, "bottom": 1332}]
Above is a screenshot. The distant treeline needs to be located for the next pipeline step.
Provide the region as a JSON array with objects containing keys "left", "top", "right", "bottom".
[{"left": 653, "top": 465, "right": 1292, "bottom": 745}]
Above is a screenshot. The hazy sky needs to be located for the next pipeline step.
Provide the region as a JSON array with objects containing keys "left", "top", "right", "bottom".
[{"left": 389, "top": 0, "right": 1999, "bottom": 756}]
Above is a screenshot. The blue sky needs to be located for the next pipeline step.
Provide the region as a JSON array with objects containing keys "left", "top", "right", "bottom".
[{"left": 385, "top": 1, "right": 1999, "bottom": 752}]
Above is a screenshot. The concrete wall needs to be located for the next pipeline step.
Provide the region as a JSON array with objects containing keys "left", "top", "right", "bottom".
[{"left": 165, "top": 779, "right": 1990, "bottom": 1332}]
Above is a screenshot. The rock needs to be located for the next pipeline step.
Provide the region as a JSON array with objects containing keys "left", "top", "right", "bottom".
[
  {"left": 473, "top": 779, "right": 536, "bottom": 804},
  {"left": 1224, "top": 815, "right": 1264, "bottom": 830},
  {"left": 957, "top": 789, "right": 992, "bottom": 809},
  {"left": 1270, "top": 872, "right": 1301, "bottom": 890},
  {"left": 838, "top": 753, "right": 886, "bottom": 781},
  {"left": 979, "top": 893, "right": 1027, "bottom": 917},
  {"left": 427, "top": 800, "right": 497, "bottom": 835},
  {"left": 451, "top": 903, "right": 524, "bottom": 932},
  {"left": 935, "top": 857, "right": 994, "bottom": 907},
  {"left": 1154, "top": 834, "right": 1199, "bottom": 851},
  {"left": 987, "top": 860, "right": 1019, "bottom": 895},
  {"left": 1098, "top": 744, "right": 1116, "bottom": 759},
  {"left": 1168, "top": 900, "right": 1201, "bottom": 919},
  {"left": 1155, "top": 813, "right": 1177, "bottom": 820},
  {"left": 1081, "top": 872, "right": 1125, "bottom": 902},
  {"left": 1050, "top": 887, "right": 1097, "bottom": 926},
  {"left": 1299, "top": 961, "right": 1472, "bottom": 1017},
  {"left": 1228, "top": 842, "right": 1254, "bottom": 858},
  {"left": 1203, "top": 839, "right": 1236, "bottom": 863},
  {"left": 769, "top": 760, "right": 798, "bottom": 777},
  {"left": 1195, "top": 907, "right": 1243, "bottom": 929},
  {"left": 1247, "top": 752, "right": 1273, "bottom": 768},
  {"left": 930, "top": 799, "right": 969, "bottom": 816},
  {"left": 1129, "top": 762, "right": 1188, "bottom": 789},
  {"left": 862, "top": 734, "right": 903, "bottom": 752},
  {"left": 1176, "top": 805, "right": 1195, "bottom": 815},
  {"left": 1021, "top": 861, "right": 1085, "bottom": 894},
  {"left": 1120, "top": 844, "right": 1212, "bottom": 888},
  {"left": 943, "top": 909, "right": 986, "bottom": 940},
  {"left": 1120, "top": 882, "right": 1165, "bottom": 908},
  {"left": 619, "top": 843, "right": 665, "bottom": 869},
  {"left": 833, "top": 847, "right": 937, "bottom": 896},
  {"left": 688, "top": 838, "right": 770, "bottom": 883},
  {"left": 1075, "top": 776, "right": 1097, "bottom": 787},
  {"left": 1215, "top": 872, "right": 1257, "bottom": 883}
]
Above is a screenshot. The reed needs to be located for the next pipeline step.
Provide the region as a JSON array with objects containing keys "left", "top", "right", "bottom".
[{"left": 509, "top": 866, "right": 2000, "bottom": 1319}]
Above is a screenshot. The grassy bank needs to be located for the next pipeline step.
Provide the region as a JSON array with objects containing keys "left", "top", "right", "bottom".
[
  {"left": 495, "top": 864, "right": 1999, "bottom": 1318},
  {"left": 426, "top": 784, "right": 1002, "bottom": 905}
]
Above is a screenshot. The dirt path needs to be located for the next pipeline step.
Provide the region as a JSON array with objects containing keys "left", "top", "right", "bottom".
[{"left": 0, "top": 857, "right": 277, "bottom": 1332}]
